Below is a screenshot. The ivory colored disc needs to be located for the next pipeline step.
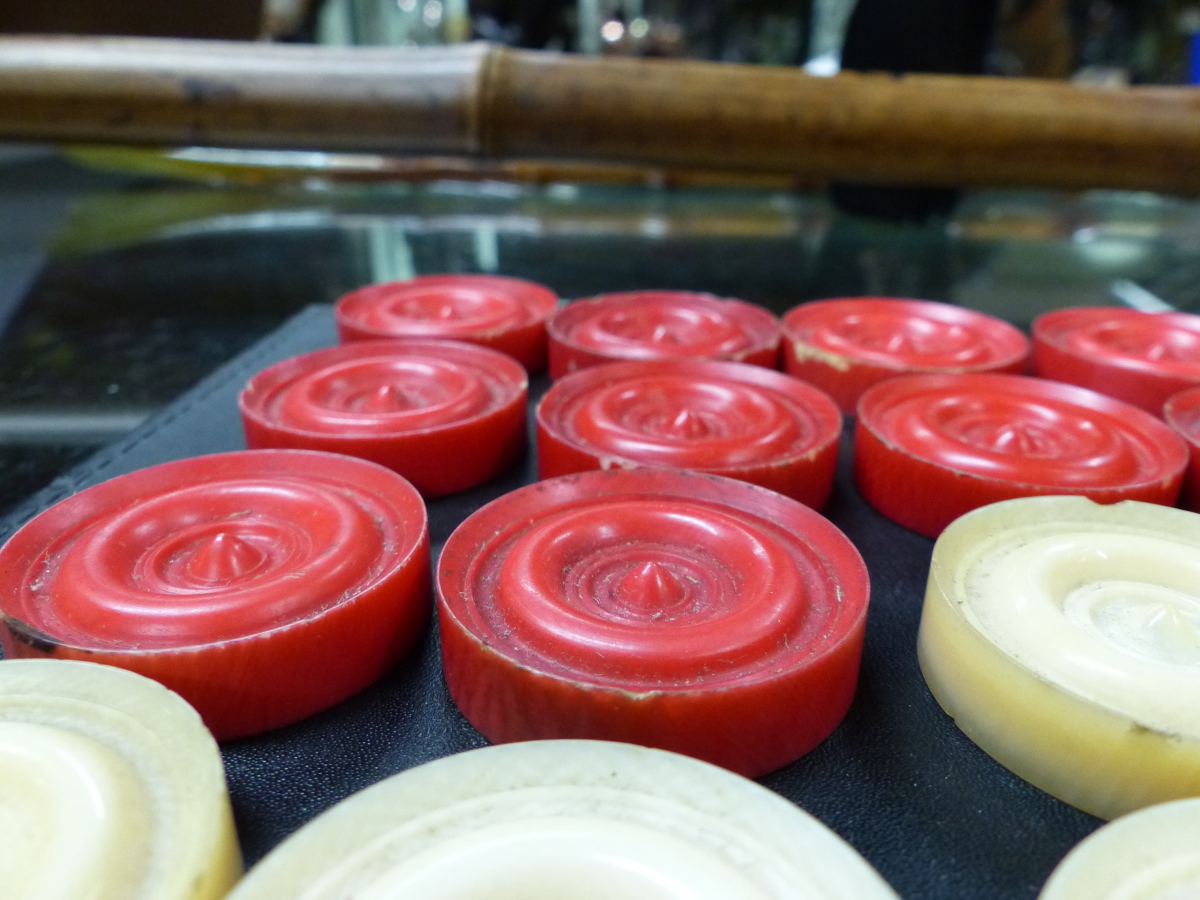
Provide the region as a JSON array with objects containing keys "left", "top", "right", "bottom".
[
  {"left": 919, "top": 496, "right": 1200, "bottom": 819},
  {"left": 1040, "top": 798, "right": 1200, "bottom": 899},
  {"left": 0, "top": 659, "right": 241, "bottom": 900},
  {"left": 227, "top": 740, "right": 898, "bottom": 900}
]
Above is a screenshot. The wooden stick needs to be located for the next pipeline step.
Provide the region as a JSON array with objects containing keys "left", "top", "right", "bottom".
[{"left": 2, "top": 36, "right": 1200, "bottom": 192}]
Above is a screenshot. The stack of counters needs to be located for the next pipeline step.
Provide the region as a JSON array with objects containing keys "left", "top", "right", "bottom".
[
  {"left": 1165, "top": 385, "right": 1200, "bottom": 511},
  {"left": 223, "top": 741, "right": 900, "bottom": 900},
  {"left": 0, "top": 450, "right": 430, "bottom": 740},
  {"left": 855, "top": 373, "right": 1187, "bottom": 538},
  {"left": 781, "top": 297, "right": 1029, "bottom": 414},
  {"left": 437, "top": 469, "right": 869, "bottom": 778},
  {"left": 547, "top": 290, "right": 781, "bottom": 379},
  {"left": 919, "top": 496, "right": 1200, "bottom": 820},
  {"left": 240, "top": 339, "right": 527, "bottom": 497},
  {"left": 0, "top": 659, "right": 241, "bottom": 900},
  {"left": 334, "top": 274, "right": 559, "bottom": 372},
  {"left": 1033, "top": 306, "right": 1200, "bottom": 415},
  {"left": 536, "top": 360, "right": 842, "bottom": 508},
  {"left": 1039, "top": 799, "right": 1200, "bottom": 899}
]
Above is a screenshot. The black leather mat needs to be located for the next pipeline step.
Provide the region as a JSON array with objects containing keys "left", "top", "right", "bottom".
[{"left": 0, "top": 305, "right": 1102, "bottom": 899}]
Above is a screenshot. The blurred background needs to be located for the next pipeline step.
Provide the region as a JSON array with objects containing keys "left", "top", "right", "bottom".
[{"left": 4, "top": 0, "right": 1200, "bottom": 83}]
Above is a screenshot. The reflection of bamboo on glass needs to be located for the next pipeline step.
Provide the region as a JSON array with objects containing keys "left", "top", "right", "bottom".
[{"left": 2, "top": 36, "right": 1200, "bottom": 192}]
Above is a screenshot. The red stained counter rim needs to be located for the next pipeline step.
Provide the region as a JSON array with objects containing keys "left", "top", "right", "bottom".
[
  {"left": 240, "top": 339, "right": 527, "bottom": 440},
  {"left": 548, "top": 291, "right": 780, "bottom": 364},
  {"left": 335, "top": 274, "right": 559, "bottom": 341},
  {"left": 0, "top": 450, "right": 432, "bottom": 738},
  {"left": 783, "top": 297, "right": 1030, "bottom": 371},
  {"left": 536, "top": 360, "right": 841, "bottom": 471},
  {"left": 857, "top": 373, "right": 1187, "bottom": 490},
  {"left": 436, "top": 469, "right": 868, "bottom": 774},
  {"left": 1034, "top": 306, "right": 1200, "bottom": 379},
  {"left": 438, "top": 469, "right": 867, "bottom": 690},
  {"left": 0, "top": 450, "right": 428, "bottom": 650}
]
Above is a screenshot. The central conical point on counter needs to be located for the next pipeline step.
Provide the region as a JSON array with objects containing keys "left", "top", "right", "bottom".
[
  {"left": 361, "top": 384, "right": 410, "bottom": 413},
  {"left": 616, "top": 561, "right": 686, "bottom": 612},
  {"left": 664, "top": 407, "right": 711, "bottom": 439},
  {"left": 186, "top": 532, "right": 267, "bottom": 583}
]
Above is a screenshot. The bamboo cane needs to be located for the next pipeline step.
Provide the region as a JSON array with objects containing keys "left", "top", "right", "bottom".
[{"left": 1, "top": 36, "right": 1200, "bottom": 192}]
